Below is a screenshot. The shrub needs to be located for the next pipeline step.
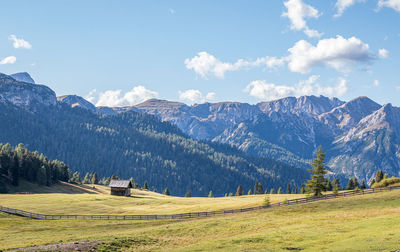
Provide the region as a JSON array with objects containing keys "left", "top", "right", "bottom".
[{"left": 371, "top": 177, "right": 400, "bottom": 188}]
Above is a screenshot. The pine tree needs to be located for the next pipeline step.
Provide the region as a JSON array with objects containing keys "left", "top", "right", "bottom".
[
  {"left": 208, "top": 190, "right": 214, "bottom": 197},
  {"left": 185, "top": 190, "right": 191, "bottom": 197},
  {"left": 254, "top": 182, "right": 263, "bottom": 195},
  {"left": 37, "top": 165, "right": 47, "bottom": 186},
  {"left": 286, "top": 183, "right": 291, "bottom": 194},
  {"left": 264, "top": 189, "right": 269, "bottom": 194},
  {"left": 305, "top": 146, "right": 327, "bottom": 196},
  {"left": 300, "top": 185, "right": 305, "bottom": 194},
  {"left": 333, "top": 183, "right": 339, "bottom": 194},
  {"left": 376, "top": 170, "right": 384, "bottom": 183},
  {"left": 326, "top": 180, "right": 333, "bottom": 191},
  {"left": 236, "top": 185, "right": 243, "bottom": 196},
  {"left": 384, "top": 173, "right": 389, "bottom": 179},
  {"left": 360, "top": 180, "right": 366, "bottom": 189},
  {"left": 270, "top": 188, "right": 276, "bottom": 194},
  {"left": 332, "top": 178, "right": 340, "bottom": 190},
  {"left": 91, "top": 173, "right": 99, "bottom": 184},
  {"left": 143, "top": 181, "right": 149, "bottom": 190},
  {"left": 346, "top": 178, "right": 355, "bottom": 190},
  {"left": 247, "top": 189, "right": 252, "bottom": 195},
  {"left": 82, "top": 172, "right": 91, "bottom": 184},
  {"left": 277, "top": 187, "right": 282, "bottom": 194},
  {"left": 228, "top": 192, "right": 233, "bottom": 197},
  {"left": 162, "top": 187, "right": 170, "bottom": 195}
]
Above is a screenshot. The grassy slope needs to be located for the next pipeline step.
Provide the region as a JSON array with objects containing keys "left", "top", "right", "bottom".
[
  {"left": 0, "top": 185, "right": 301, "bottom": 215},
  {"left": 0, "top": 190, "right": 400, "bottom": 251}
]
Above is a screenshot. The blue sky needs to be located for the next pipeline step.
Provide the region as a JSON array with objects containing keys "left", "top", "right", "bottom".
[{"left": 0, "top": 0, "right": 399, "bottom": 106}]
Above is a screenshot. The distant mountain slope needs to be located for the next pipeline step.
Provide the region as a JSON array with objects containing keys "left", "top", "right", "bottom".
[
  {"left": 0, "top": 73, "right": 308, "bottom": 196},
  {"left": 102, "top": 94, "right": 399, "bottom": 183}
]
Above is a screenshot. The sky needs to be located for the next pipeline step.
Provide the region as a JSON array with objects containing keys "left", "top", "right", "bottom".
[{"left": 0, "top": 0, "right": 399, "bottom": 106}]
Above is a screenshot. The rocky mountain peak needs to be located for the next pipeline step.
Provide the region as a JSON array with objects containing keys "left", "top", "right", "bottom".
[
  {"left": 0, "top": 73, "right": 56, "bottom": 107},
  {"left": 57, "top": 95, "right": 97, "bottom": 113},
  {"left": 318, "top": 96, "right": 381, "bottom": 131},
  {"left": 257, "top": 95, "right": 344, "bottom": 116},
  {"left": 9, "top": 72, "right": 35, "bottom": 84}
]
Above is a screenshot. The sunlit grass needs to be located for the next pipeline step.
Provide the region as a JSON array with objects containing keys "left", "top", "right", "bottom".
[{"left": 1, "top": 189, "right": 400, "bottom": 251}]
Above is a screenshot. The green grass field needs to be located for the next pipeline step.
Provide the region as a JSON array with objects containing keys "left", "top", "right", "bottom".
[
  {"left": 0, "top": 183, "right": 302, "bottom": 215},
  {"left": 1, "top": 184, "right": 400, "bottom": 251}
]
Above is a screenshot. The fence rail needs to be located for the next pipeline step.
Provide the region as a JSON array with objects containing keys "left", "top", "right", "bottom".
[{"left": 1, "top": 186, "right": 399, "bottom": 221}]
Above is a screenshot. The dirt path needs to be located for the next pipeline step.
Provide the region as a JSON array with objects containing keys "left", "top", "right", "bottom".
[{"left": 13, "top": 240, "right": 101, "bottom": 251}]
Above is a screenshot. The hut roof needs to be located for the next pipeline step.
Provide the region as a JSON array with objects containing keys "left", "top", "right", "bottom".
[{"left": 109, "top": 180, "right": 132, "bottom": 188}]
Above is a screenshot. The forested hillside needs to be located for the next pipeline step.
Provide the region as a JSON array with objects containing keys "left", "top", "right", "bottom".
[
  {"left": 0, "top": 143, "right": 70, "bottom": 193},
  {"left": 0, "top": 97, "right": 309, "bottom": 196}
]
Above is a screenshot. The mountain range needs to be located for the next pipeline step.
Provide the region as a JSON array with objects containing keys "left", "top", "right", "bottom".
[
  {"left": 1, "top": 72, "right": 399, "bottom": 189},
  {"left": 0, "top": 72, "right": 309, "bottom": 196},
  {"left": 74, "top": 90, "right": 399, "bottom": 184}
]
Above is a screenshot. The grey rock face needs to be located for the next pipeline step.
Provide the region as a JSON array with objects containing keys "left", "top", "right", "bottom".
[{"left": 0, "top": 73, "right": 56, "bottom": 107}]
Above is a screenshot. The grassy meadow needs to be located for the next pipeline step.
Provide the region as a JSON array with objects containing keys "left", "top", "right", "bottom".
[
  {"left": 0, "top": 184, "right": 302, "bottom": 215},
  {"left": 1, "top": 184, "right": 400, "bottom": 251}
]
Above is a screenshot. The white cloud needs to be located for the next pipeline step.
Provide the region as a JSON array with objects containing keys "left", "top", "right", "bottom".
[
  {"left": 378, "top": 0, "right": 400, "bottom": 12},
  {"left": 0, "top": 56, "right": 16, "bottom": 64},
  {"left": 396, "top": 86, "right": 400, "bottom": 91},
  {"left": 282, "top": 0, "right": 322, "bottom": 38},
  {"left": 335, "top": 0, "right": 365, "bottom": 17},
  {"left": 88, "top": 86, "right": 158, "bottom": 107},
  {"left": 244, "top": 75, "right": 348, "bottom": 101},
  {"left": 185, "top": 51, "right": 285, "bottom": 78},
  {"left": 85, "top": 89, "right": 97, "bottom": 104},
  {"left": 178, "top": 89, "right": 217, "bottom": 104},
  {"left": 378, "top": 48, "right": 389, "bottom": 58},
  {"left": 287, "top": 36, "right": 372, "bottom": 74},
  {"left": 8, "top": 35, "right": 32, "bottom": 49},
  {"left": 169, "top": 8, "right": 175, "bottom": 14},
  {"left": 373, "top": 80, "right": 380, "bottom": 86}
]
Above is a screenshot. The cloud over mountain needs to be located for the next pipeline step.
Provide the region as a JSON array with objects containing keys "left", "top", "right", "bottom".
[
  {"left": 244, "top": 75, "right": 348, "bottom": 101},
  {"left": 87, "top": 86, "right": 158, "bottom": 107}
]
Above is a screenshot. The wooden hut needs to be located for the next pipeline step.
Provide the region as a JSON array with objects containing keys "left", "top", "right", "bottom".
[{"left": 109, "top": 180, "right": 132, "bottom": 196}]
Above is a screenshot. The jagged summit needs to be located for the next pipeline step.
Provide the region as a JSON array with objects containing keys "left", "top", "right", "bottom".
[
  {"left": 57, "top": 95, "right": 97, "bottom": 113},
  {"left": 318, "top": 96, "right": 382, "bottom": 130},
  {"left": 257, "top": 95, "right": 345, "bottom": 116},
  {"left": 9, "top": 72, "right": 35, "bottom": 84}
]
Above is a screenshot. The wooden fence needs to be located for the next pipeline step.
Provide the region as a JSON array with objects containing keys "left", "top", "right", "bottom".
[{"left": 1, "top": 186, "right": 399, "bottom": 221}]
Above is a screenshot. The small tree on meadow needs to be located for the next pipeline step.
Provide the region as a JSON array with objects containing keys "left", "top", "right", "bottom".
[
  {"left": 346, "top": 178, "right": 355, "bottom": 190},
  {"left": 270, "top": 188, "right": 276, "bottom": 194},
  {"left": 277, "top": 187, "right": 282, "bottom": 194},
  {"left": 360, "top": 180, "right": 366, "bottom": 190},
  {"left": 208, "top": 190, "right": 214, "bottom": 197},
  {"left": 235, "top": 185, "right": 243, "bottom": 196},
  {"left": 91, "top": 173, "right": 99, "bottom": 184},
  {"left": 264, "top": 189, "right": 269, "bottom": 194},
  {"left": 305, "top": 146, "right": 327, "bottom": 196},
  {"left": 162, "top": 187, "right": 170, "bottom": 196},
  {"left": 247, "top": 189, "right": 252, "bottom": 195},
  {"left": 254, "top": 182, "right": 263, "bottom": 194},
  {"left": 376, "top": 170, "right": 384, "bottom": 183},
  {"left": 286, "top": 183, "right": 291, "bottom": 194},
  {"left": 185, "top": 190, "right": 191, "bottom": 197}
]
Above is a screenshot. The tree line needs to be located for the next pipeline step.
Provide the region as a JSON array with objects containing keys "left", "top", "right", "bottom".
[{"left": 0, "top": 143, "right": 70, "bottom": 193}]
